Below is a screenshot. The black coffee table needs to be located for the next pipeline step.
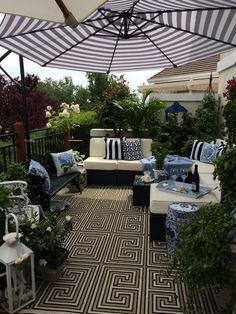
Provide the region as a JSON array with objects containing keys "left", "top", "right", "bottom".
[{"left": 132, "top": 175, "right": 153, "bottom": 206}]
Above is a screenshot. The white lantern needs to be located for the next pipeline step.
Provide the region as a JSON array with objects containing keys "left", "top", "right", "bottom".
[{"left": 0, "top": 213, "right": 36, "bottom": 314}]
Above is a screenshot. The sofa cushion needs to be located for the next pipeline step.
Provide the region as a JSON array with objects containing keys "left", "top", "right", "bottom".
[
  {"left": 191, "top": 160, "right": 214, "bottom": 174},
  {"left": 140, "top": 138, "right": 153, "bottom": 158},
  {"left": 117, "top": 160, "right": 143, "bottom": 171},
  {"left": 150, "top": 183, "right": 220, "bottom": 214},
  {"left": 84, "top": 157, "right": 118, "bottom": 170},
  {"left": 104, "top": 138, "right": 123, "bottom": 160},
  {"left": 122, "top": 139, "right": 143, "bottom": 160}
]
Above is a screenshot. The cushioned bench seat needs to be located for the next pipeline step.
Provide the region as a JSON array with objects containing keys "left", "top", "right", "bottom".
[{"left": 84, "top": 137, "right": 153, "bottom": 186}]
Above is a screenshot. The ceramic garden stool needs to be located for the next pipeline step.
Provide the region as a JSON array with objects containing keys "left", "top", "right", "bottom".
[{"left": 165, "top": 202, "right": 199, "bottom": 256}]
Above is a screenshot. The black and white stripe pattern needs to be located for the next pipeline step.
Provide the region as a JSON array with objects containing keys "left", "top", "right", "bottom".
[
  {"left": 104, "top": 138, "right": 123, "bottom": 160},
  {"left": 190, "top": 140, "right": 205, "bottom": 160},
  {"left": 0, "top": 0, "right": 235, "bottom": 73}
]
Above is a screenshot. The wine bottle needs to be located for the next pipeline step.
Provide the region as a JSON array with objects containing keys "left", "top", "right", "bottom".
[{"left": 192, "top": 165, "right": 200, "bottom": 192}]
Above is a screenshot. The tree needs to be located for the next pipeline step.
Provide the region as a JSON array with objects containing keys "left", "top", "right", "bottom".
[
  {"left": 0, "top": 74, "right": 54, "bottom": 131},
  {"left": 38, "top": 76, "right": 76, "bottom": 107},
  {"left": 193, "top": 94, "right": 220, "bottom": 140},
  {"left": 86, "top": 72, "right": 114, "bottom": 105}
]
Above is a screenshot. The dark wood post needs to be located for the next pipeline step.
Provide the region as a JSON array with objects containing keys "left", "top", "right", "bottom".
[
  {"left": 14, "top": 121, "right": 27, "bottom": 162},
  {"left": 64, "top": 130, "right": 71, "bottom": 150}
]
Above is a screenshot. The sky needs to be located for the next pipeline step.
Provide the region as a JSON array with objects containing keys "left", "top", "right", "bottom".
[{"left": 0, "top": 47, "right": 159, "bottom": 93}]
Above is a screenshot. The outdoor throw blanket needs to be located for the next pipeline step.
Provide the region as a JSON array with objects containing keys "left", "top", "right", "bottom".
[
  {"left": 141, "top": 156, "right": 156, "bottom": 171},
  {"left": 164, "top": 154, "right": 193, "bottom": 171}
]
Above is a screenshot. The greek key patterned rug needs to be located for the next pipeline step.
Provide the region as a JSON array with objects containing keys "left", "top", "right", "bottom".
[{"left": 19, "top": 186, "right": 224, "bottom": 314}]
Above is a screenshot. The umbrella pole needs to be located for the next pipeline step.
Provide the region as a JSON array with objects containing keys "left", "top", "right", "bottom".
[{"left": 19, "top": 55, "right": 31, "bottom": 159}]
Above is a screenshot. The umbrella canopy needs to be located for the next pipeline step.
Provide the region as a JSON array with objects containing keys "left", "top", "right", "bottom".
[
  {"left": 0, "top": 0, "right": 235, "bottom": 73},
  {"left": 0, "top": 0, "right": 106, "bottom": 27}
]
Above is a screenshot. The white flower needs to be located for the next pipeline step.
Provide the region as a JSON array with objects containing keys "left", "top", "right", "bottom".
[
  {"left": 25, "top": 237, "right": 30, "bottom": 242},
  {"left": 45, "top": 111, "right": 52, "bottom": 118},
  {"left": 31, "top": 223, "right": 36, "bottom": 229},
  {"left": 61, "top": 102, "right": 69, "bottom": 109},
  {"left": 46, "top": 122, "right": 52, "bottom": 128},
  {"left": 62, "top": 109, "right": 70, "bottom": 118},
  {"left": 46, "top": 105, "right": 52, "bottom": 111},
  {"left": 71, "top": 104, "right": 80, "bottom": 113},
  {"left": 65, "top": 215, "right": 71, "bottom": 221},
  {"left": 39, "top": 259, "right": 47, "bottom": 267},
  {"left": 46, "top": 226, "right": 52, "bottom": 232}
]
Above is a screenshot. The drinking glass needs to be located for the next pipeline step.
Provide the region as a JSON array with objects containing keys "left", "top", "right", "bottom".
[
  {"left": 180, "top": 168, "right": 188, "bottom": 186},
  {"left": 170, "top": 168, "right": 178, "bottom": 185}
]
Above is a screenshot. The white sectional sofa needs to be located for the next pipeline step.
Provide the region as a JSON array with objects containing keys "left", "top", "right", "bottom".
[
  {"left": 150, "top": 157, "right": 221, "bottom": 241},
  {"left": 84, "top": 137, "right": 153, "bottom": 186}
]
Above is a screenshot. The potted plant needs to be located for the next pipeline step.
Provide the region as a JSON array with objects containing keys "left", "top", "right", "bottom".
[
  {"left": 20, "top": 211, "right": 72, "bottom": 281},
  {"left": 167, "top": 203, "right": 236, "bottom": 312}
]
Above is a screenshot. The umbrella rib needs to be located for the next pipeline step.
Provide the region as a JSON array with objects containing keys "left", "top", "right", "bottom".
[
  {"left": 106, "top": 15, "right": 126, "bottom": 73},
  {"left": 131, "top": 19, "right": 177, "bottom": 67},
  {"left": 43, "top": 16, "right": 121, "bottom": 67}
]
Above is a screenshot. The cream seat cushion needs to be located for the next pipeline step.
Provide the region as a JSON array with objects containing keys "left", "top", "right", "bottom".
[
  {"left": 150, "top": 183, "right": 220, "bottom": 214},
  {"left": 84, "top": 157, "right": 117, "bottom": 170},
  {"left": 117, "top": 160, "right": 143, "bottom": 171}
]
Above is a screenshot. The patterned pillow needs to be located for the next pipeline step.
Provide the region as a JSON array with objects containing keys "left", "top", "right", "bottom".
[
  {"left": 29, "top": 159, "right": 51, "bottom": 193},
  {"left": 104, "top": 138, "right": 124, "bottom": 160},
  {"left": 50, "top": 150, "right": 79, "bottom": 176},
  {"left": 215, "top": 142, "right": 226, "bottom": 158},
  {"left": 190, "top": 139, "right": 216, "bottom": 161},
  {"left": 200, "top": 142, "right": 217, "bottom": 163},
  {"left": 122, "top": 139, "right": 143, "bottom": 160}
]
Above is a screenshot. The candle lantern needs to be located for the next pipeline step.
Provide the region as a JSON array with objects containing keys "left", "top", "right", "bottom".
[{"left": 0, "top": 213, "right": 36, "bottom": 314}]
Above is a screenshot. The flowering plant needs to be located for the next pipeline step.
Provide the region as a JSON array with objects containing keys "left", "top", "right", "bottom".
[
  {"left": 21, "top": 212, "right": 72, "bottom": 266},
  {"left": 223, "top": 77, "right": 236, "bottom": 145},
  {"left": 45, "top": 102, "right": 80, "bottom": 131},
  {"left": 223, "top": 77, "right": 236, "bottom": 101}
]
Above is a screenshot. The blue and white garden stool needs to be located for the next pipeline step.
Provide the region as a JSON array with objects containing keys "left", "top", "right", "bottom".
[{"left": 165, "top": 202, "right": 199, "bottom": 256}]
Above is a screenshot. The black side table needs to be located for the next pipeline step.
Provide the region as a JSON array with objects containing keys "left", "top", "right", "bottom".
[{"left": 132, "top": 175, "right": 152, "bottom": 206}]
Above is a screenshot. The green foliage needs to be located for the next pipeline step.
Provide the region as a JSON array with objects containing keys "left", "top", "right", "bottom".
[
  {"left": 45, "top": 102, "right": 81, "bottom": 131},
  {"left": 71, "top": 111, "right": 98, "bottom": 140},
  {"left": 0, "top": 163, "right": 27, "bottom": 181},
  {"left": 213, "top": 146, "right": 236, "bottom": 206},
  {"left": 21, "top": 211, "right": 72, "bottom": 262},
  {"left": 168, "top": 203, "right": 236, "bottom": 295},
  {"left": 193, "top": 94, "right": 220, "bottom": 140},
  {"left": 86, "top": 72, "right": 114, "bottom": 105},
  {"left": 118, "top": 90, "right": 164, "bottom": 137},
  {"left": 151, "top": 133, "right": 174, "bottom": 169},
  {"left": 39, "top": 76, "right": 76, "bottom": 106}
]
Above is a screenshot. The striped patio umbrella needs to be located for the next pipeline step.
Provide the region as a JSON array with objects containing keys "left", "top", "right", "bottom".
[{"left": 0, "top": 0, "right": 235, "bottom": 73}]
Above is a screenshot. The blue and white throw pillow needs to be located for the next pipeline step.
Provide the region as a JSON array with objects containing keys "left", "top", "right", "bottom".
[
  {"left": 29, "top": 159, "right": 51, "bottom": 193},
  {"left": 190, "top": 139, "right": 216, "bottom": 161},
  {"left": 215, "top": 142, "right": 226, "bottom": 158},
  {"left": 50, "top": 150, "right": 79, "bottom": 176},
  {"left": 122, "top": 139, "right": 143, "bottom": 160},
  {"left": 200, "top": 142, "right": 217, "bottom": 163},
  {"left": 104, "top": 138, "right": 124, "bottom": 160}
]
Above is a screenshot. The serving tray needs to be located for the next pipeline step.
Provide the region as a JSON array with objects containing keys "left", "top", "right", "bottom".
[{"left": 156, "top": 180, "right": 211, "bottom": 198}]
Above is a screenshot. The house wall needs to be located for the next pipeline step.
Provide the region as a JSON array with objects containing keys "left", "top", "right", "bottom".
[{"left": 150, "top": 92, "right": 219, "bottom": 118}]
